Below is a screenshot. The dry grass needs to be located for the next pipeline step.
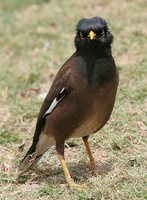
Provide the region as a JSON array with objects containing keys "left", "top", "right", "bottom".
[{"left": 0, "top": 0, "right": 146, "bottom": 199}]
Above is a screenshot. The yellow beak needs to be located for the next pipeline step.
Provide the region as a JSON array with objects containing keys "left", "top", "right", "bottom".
[{"left": 88, "top": 31, "right": 96, "bottom": 40}]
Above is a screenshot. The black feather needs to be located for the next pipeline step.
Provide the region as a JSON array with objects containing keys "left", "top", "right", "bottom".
[
  {"left": 56, "top": 87, "right": 67, "bottom": 101},
  {"left": 20, "top": 88, "right": 68, "bottom": 162}
]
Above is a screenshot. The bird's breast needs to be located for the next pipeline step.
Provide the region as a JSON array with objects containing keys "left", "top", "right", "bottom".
[
  {"left": 70, "top": 114, "right": 101, "bottom": 138},
  {"left": 70, "top": 77, "right": 118, "bottom": 138}
]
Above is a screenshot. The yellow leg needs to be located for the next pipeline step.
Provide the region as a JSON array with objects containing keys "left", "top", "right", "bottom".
[
  {"left": 57, "top": 154, "right": 85, "bottom": 189},
  {"left": 82, "top": 136, "right": 95, "bottom": 172},
  {"left": 57, "top": 154, "right": 75, "bottom": 187}
]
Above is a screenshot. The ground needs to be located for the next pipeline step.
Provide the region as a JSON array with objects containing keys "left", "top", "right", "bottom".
[{"left": 0, "top": 0, "right": 146, "bottom": 199}]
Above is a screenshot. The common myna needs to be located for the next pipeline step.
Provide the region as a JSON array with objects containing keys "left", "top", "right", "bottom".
[{"left": 18, "top": 17, "right": 119, "bottom": 188}]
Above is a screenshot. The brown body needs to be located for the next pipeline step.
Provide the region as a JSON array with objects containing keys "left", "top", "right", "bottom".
[
  {"left": 18, "top": 52, "right": 118, "bottom": 184},
  {"left": 31, "top": 52, "right": 119, "bottom": 162},
  {"left": 43, "top": 53, "right": 118, "bottom": 142},
  {"left": 18, "top": 17, "right": 119, "bottom": 188}
]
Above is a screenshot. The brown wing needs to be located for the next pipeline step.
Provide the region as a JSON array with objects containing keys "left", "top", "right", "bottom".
[
  {"left": 37, "top": 68, "right": 70, "bottom": 122},
  {"left": 32, "top": 53, "right": 75, "bottom": 142}
]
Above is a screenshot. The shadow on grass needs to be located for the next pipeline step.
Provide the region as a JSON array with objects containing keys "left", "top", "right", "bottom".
[{"left": 17, "top": 160, "right": 112, "bottom": 185}]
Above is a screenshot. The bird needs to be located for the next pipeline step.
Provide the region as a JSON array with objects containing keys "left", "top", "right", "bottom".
[{"left": 17, "top": 17, "right": 119, "bottom": 188}]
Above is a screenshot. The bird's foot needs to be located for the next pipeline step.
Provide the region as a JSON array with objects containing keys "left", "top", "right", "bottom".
[
  {"left": 66, "top": 178, "right": 85, "bottom": 190},
  {"left": 90, "top": 162, "right": 97, "bottom": 175},
  {"left": 68, "top": 182, "right": 85, "bottom": 190}
]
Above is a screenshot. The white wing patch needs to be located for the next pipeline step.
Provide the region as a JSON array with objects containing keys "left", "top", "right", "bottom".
[{"left": 43, "top": 87, "right": 66, "bottom": 117}]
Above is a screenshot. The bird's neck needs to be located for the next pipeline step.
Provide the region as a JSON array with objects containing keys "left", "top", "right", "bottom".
[
  {"left": 76, "top": 46, "right": 112, "bottom": 58},
  {"left": 75, "top": 46, "right": 115, "bottom": 86}
]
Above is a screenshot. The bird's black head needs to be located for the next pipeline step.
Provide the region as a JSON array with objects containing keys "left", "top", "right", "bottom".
[{"left": 74, "top": 17, "right": 113, "bottom": 51}]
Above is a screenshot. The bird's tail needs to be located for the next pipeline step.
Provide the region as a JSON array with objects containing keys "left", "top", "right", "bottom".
[{"left": 17, "top": 133, "right": 54, "bottom": 176}]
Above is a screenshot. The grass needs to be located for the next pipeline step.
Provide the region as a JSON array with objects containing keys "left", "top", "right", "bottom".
[{"left": 0, "top": 0, "right": 146, "bottom": 199}]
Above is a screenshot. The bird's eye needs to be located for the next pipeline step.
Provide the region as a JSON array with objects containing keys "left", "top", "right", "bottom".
[
  {"left": 80, "top": 32, "right": 87, "bottom": 39},
  {"left": 101, "top": 30, "right": 105, "bottom": 37},
  {"left": 96, "top": 29, "right": 105, "bottom": 37}
]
